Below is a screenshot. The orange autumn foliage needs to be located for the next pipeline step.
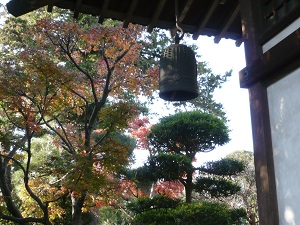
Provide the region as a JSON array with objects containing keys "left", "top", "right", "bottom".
[{"left": 154, "top": 181, "right": 185, "bottom": 199}]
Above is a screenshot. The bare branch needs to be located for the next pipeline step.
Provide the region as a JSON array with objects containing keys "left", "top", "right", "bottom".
[
  {"left": 56, "top": 33, "right": 99, "bottom": 104},
  {"left": 46, "top": 192, "right": 69, "bottom": 204},
  {"left": 5, "top": 135, "right": 27, "bottom": 166},
  {"left": 0, "top": 210, "right": 43, "bottom": 224},
  {"left": 41, "top": 115, "right": 75, "bottom": 154},
  {"left": 0, "top": 154, "right": 26, "bottom": 174},
  {"left": 2, "top": 106, "right": 24, "bottom": 130},
  {"left": 50, "top": 169, "right": 74, "bottom": 185},
  {"left": 22, "top": 131, "right": 48, "bottom": 214},
  {"left": 88, "top": 131, "right": 109, "bottom": 158}
]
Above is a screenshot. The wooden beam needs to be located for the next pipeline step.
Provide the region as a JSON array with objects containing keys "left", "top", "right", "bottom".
[
  {"left": 156, "top": 0, "right": 194, "bottom": 35},
  {"left": 43, "top": 0, "right": 62, "bottom": 13},
  {"left": 240, "top": 28, "right": 300, "bottom": 88},
  {"left": 6, "top": 0, "right": 59, "bottom": 17},
  {"left": 73, "top": 0, "right": 82, "bottom": 19},
  {"left": 235, "top": 38, "right": 244, "bottom": 47},
  {"left": 32, "top": 0, "right": 60, "bottom": 8},
  {"left": 177, "top": 0, "right": 194, "bottom": 23},
  {"left": 192, "top": 0, "right": 219, "bottom": 40},
  {"left": 147, "top": 0, "right": 167, "bottom": 32},
  {"left": 214, "top": 3, "right": 240, "bottom": 43},
  {"left": 6, "top": 0, "right": 243, "bottom": 41},
  {"left": 259, "top": 4, "right": 300, "bottom": 45},
  {"left": 47, "top": 5, "right": 53, "bottom": 12},
  {"left": 248, "top": 81, "right": 279, "bottom": 225},
  {"left": 123, "top": 0, "right": 139, "bottom": 28},
  {"left": 98, "top": 0, "right": 110, "bottom": 24}
]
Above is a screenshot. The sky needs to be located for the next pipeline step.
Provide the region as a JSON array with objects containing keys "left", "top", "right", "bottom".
[{"left": 193, "top": 36, "right": 253, "bottom": 164}]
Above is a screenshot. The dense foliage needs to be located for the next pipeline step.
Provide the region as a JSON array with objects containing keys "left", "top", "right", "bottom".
[
  {"left": 226, "top": 151, "right": 258, "bottom": 225},
  {"left": 129, "top": 199, "right": 246, "bottom": 225},
  {"left": 148, "top": 111, "right": 230, "bottom": 155}
]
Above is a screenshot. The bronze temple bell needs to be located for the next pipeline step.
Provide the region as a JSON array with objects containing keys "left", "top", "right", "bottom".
[{"left": 159, "top": 33, "right": 198, "bottom": 101}]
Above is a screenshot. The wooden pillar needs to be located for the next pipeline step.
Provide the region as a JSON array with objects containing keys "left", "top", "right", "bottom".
[
  {"left": 239, "top": 0, "right": 279, "bottom": 224},
  {"left": 248, "top": 83, "right": 279, "bottom": 225}
]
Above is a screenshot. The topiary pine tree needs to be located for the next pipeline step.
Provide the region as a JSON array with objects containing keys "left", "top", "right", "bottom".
[{"left": 144, "top": 110, "right": 244, "bottom": 203}]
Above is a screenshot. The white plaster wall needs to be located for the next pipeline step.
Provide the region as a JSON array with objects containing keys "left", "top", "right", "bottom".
[{"left": 267, "top": 67, "right": 300, "bottom": 225}]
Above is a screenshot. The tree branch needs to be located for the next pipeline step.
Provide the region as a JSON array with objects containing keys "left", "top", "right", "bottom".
[
  {"left": 46, "top": 192, "right": 69, "bottom": 204},
  {"left": 41, "top": 114, "right": 75, "bottom": 154},
  {"left": 0, "top": 210, "right": 43, "bottom": 224},
  {"left": 0, "top": 153, "right": 31, "bottom": 222},
  {"left": 23, "top": 131, "right": 48, "bottom": 215}
]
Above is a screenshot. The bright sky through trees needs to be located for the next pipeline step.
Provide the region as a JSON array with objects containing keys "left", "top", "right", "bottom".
[{"left": 194, "top": 37, "right": 252, "bottom": 164}]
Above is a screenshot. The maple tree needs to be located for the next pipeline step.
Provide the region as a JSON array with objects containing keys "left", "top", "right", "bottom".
[{"left": 0, "top": 7, "right": 158, "bottom": 225}]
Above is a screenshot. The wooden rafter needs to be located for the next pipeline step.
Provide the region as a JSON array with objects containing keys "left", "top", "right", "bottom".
[
  {"left": 214, "top": 3, "right": 240, "bottom": 43},
  {"left": 73, "top": 0, "right": 83, "bottom": 19},
  {"left": 192, "top": 0, "right": 219, "bottom": 40},
  {"left": 98, "top": 0, "right": 110, "bottom": 23},
  {"left": 123, "top": 0, "right": 139, "bottom": 28},
  {"left": 147, "top": 0, "right": 167, "bottom": 32},
  {"left": 6, "top": 0, "right": 244, "bottom": 42},
  {"left": 47, "top": 4, "right": 54, "bottom": 12},
  {"left": 46, "top": 0, "right": 60, "bottom": 13},
  {"left": 178, "top": 0, "right": 194, "bottom": 23},
  {"left": 31, "top": 0, "right": 60, "bottom": 8},
  {"left": 6, "top": 0, "right": 60, "bottom": 16}
]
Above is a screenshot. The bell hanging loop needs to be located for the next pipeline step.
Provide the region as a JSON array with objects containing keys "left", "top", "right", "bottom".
[
  {"left": 173, "top": 0, "right": 184, "bottom": 44},
  {"left": 174, "top": 20, "right": 184, "bottom": 44}
]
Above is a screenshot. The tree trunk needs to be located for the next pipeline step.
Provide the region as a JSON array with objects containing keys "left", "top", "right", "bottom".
[
  {"left": 185, "top": 172, "right": 193, "bottom": 203},
  {"left": 149, "top": 183, "right": 156, "bottom": 199},
  {"left": 0, "top": 162, "right": 30, "bottom": 225},
  {"left": 71, "top": 192, "right": 86, "bottom": 225},
  {"left": 88, "top": 208, "right": 99, "bottom": 225},
  {"left": 248, "top": 213, "right": 257, "bottom": 225}
]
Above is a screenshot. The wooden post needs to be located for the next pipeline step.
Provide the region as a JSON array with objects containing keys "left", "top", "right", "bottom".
[{"left": 239, "top": 0, "right": 280, "bottom": 224}]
